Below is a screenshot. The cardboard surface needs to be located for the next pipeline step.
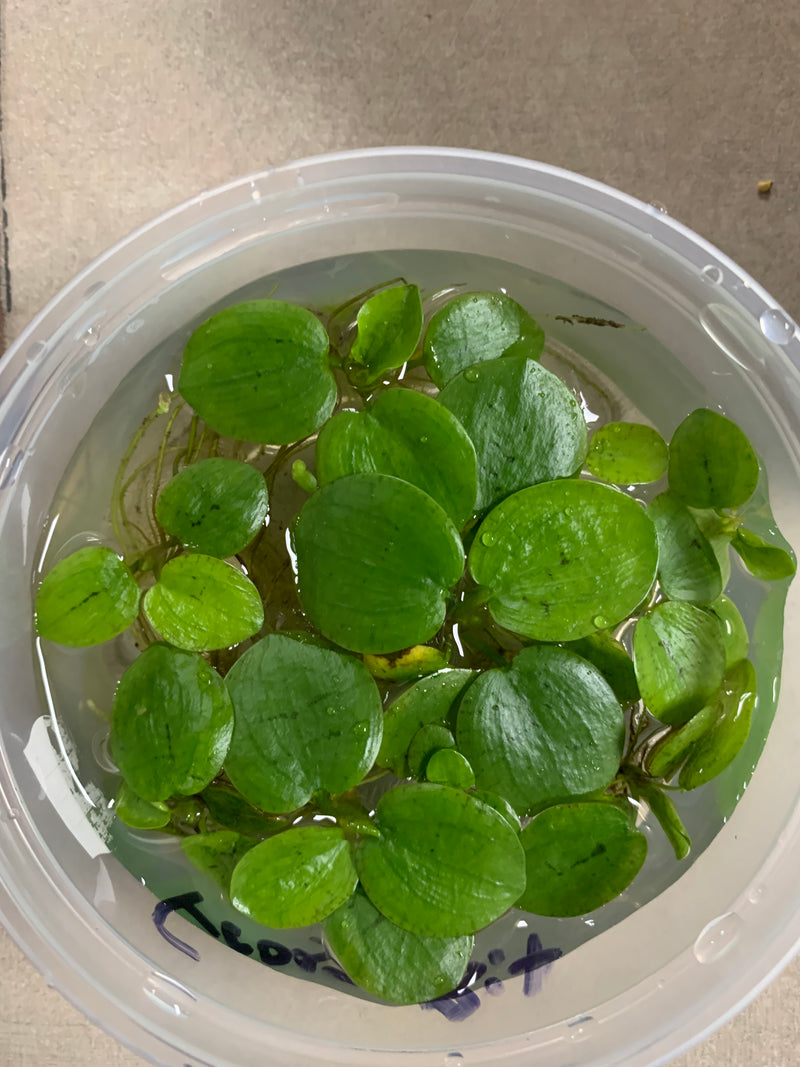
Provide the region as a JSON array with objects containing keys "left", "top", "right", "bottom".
[{"left": 3, "top": 1, "right": 800, "bottom": 1064}]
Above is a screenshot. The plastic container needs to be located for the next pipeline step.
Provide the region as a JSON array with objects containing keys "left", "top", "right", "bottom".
[{"left": 1, "top": 147, "right": 800, "bottom": 1067}]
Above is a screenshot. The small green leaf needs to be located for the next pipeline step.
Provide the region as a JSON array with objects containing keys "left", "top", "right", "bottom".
[
  {"left": 563, "top": 631, "right": 640, "bottom": 705},
  {"left": 201, "top": 784, "right": 290, "bottom": 838},
  {"left": 181, "top": 831, "right": 257, "bottom": 892},
  {"left": 110, "top": 644, "right": 233, "bottom": 802},
  {"left": 517, "top": 802, "right": 647, "bottom": 917},
  {"left": 291, "top": 459, "right": 318, "bottom": 494},
  {"left": 356, "top": 783, "right": 525, "bottom": 937},
  {"left": 230, "top": 825, "right": 358, "bottom": 928},
  {"left": 407, "top": 724, "right": 455, "bottom": 778},
  {"left": 144, "top": 555, "right": 263, "bottom": 652},
  {"left": 439, "top": 355, "right": 587, "bottom": 510},
  {"left": 363, "top": 644, "right": 450, "bottom": 682},
  {"left": 349, "top": 284, "right": 423, "bottom": 383},
  {"left": 469, "top": 480, "right": 658, "bottom": 641},
  {"left": 423, "top": 291, "right": 545, "bottom": 388},
  {"left": 586, "top": 422, "right": 668, "bottom": 484},
  {"left": 668, "top": 409, "right": 759, "bottom": 509},
  {"left": 633, "top": 601, "right": 726, "bottom": 726},
  {"left": 323, "top": 888, "right": 473, "bottom": 1005},
  {"left": 647, "top": 492, "right": 723, "bottom": 603},
  {"left": 35, "top": 546, "right": 140, "bottom": 647},
  {"left": 471, "top": 790, "right": 520, "bottom": 830},
  {"left": 316, "top": 388, "right": 478, "bottom": 527},
  {"left": 456, "top": 645, "right": 624, "bottom": 813},
  {"left": 732, "top": 526, "right": 797, "bottom": 581},
  {"left": 679, "top": 659, "right": 757, "bottom": 789},
  {"left": 155, "top": 458, "right": 268, "bottom": 558},
  {"left": 689, "top": 507, "right": 734, "bottom": 586},
  {"left": 644, "top": 704, "right": 719, "bottom": 781},
  {"left": 708, "top": 595, "right": 749, "bottom": 666},
  {"left": 425, "top": 749, "right": 475, "bottom": 790},
  {"left": 631, "top": 783, "right": 690, "bottom": 860},
  {"left": 378, "top": 669, "right": 475, "bottom": 776},
  {"left": 178, "top": 300, "right": 336, "bottom": 444},
  {"left": 294, "top": 474, "right": 464, "bottom": 654},
  {"left": 224, "top": 634, "right": 382, "bottom": 813},
  {"left": 115, "top": 781, "right": 170, "bottom": 829}
]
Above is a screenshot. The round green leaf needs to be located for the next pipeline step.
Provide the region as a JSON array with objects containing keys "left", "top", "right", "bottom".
[
  {"left": 668, "top": 408, "right": 759, "bottom": 509},
  {"left": 110, "top": 644, "right": 233, "bottom": 801},
  {"left": 633, "top": 601, "right": 726, "bottom": 726},
  {"left": 517, "top": 802, "right": 647, "bottom": 917},
  {"left": 423, "top": 291, "right": 545, "bottom": 388},
  {"left": 155, "top": 458, "right": 268, "bottom": 558},
  {"left": 732, "top": 526, "right": 797, "bottom": 581},
  {"left": 647, "top": 492, "right": 723, "bottom": 604},
  {"left": 469, "top": 480, "right": 658, "bottom": 641},
  {"left": 425, "top": 749, "right": 475, "bottom": 790},
  {"left": 439, "top": 355, "right": 588, "bottom": 510},
  {"left": 378, "top": 669, "right": 475, "bottom": 776},
  {"left": 679, "top": 659, "right": 757, "bottom": 790},
  {"left": 178, "top": 299, "right": 336, "bottom": 444},
  {"left": 407, "top": 724, "right": 455, "bottom": 778},
  {"left": 294, "top": 474, "right": 464, "bottom": 654},
  {"left": 114, "top": 781, "right": 170, "bottom": 829},
  {"left": 323, "top": 888, "right": 473, "bottom": 1005},
  {"left": 563, "top": 631, "right": 640, "bottom": 705},
  {"left": 230, "top": 825, "right": 358, "bottom": 928},
  {"left": 143, "top": 555, "right": 264, "bottom": 652},
  {"left": 708, "top": 595, "right": 749, "bottom": 667},
  {"left": 224, "top": 634, "right": 383, "bottom": 813},
  {"left": 35, "top": 546, "right": 140, "bottom": 647},
  {"left": 356, "top": 783, "right": 525, "bottom": 937},
  {"left": 316, "top": 388, "right": 478, "bottom": 527},
  {"left": 456, "top": 645, "right": 624, "bottom": 813},
  {"left": 349, "top": 284, "right": 423, "bottom": 383},
  {"left": 181, "top": 831, "right": 257, "bottom": 893},
  {"left": 586, "top": 422, "right": 668, "bottom": 484},
  {"left": 645, "top": 704, "right": 719, "bottom": 781}
]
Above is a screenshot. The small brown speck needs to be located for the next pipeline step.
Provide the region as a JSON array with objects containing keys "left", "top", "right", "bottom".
[{"left": 758, "top": 180, "right": 773, "bottom": 196}]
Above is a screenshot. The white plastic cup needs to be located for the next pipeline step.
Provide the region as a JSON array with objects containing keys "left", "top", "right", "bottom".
[{"left": 1, "top": 148, "right": 800, "bottom": 1067}]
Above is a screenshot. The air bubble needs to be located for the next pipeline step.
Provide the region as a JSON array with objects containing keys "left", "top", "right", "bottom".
[
  {"left": 693, "top": 911, "right": 743, "bottom": 963},
  {"left": 759, "top": 308, "right": 796, "bottom": 345},
  {"left": 702, "top": 265, "right": 723, "bottom": 285}
]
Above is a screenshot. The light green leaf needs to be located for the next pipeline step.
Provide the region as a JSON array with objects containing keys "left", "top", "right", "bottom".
[
  {"left": 155, "top": 458, "right": 268, "bottom": 558},
  {"left": 356, "top": 783, "right": 525, "bottom": 937},
  {"left": 316, "top": 388, "right": 478, "bottom": 527},
  {"left": 586, "top": 422, "right": 668, "bottom": 484},
  {"left": 143, "top": 554, "right": 263, "bottom": 652},
  {"left": 471, "top": 790, "right": 520, "bottom": 830},
  {"left": 425, "top": 749, "right": 475, "bottom": 790},
  {"left": 732, "top": 526, "right": 797, "bottom": 581},
  {"left": 423, "top": 291, "right": 545, "bottom": 388},
  {"left": 349, "top": 284, "right": 423, "bottom": 383},
  {"left": 294, "top": 474, "right": 464, "bottom": 654},
  {"left": 689, "top": 507, "right": 735, "bottom": 587},
  {"left": 178, "top": 299, "right": 336, "bottom": 444},
  {"left": 230, "top": 825, "right": 358, "bottom": 928},
  {"left": 647, "top": 492, "right": 723, "bottom": 603},
  {"left": 456, "top": 645, "right": 624, "bottom": 813},
  {"left": 115, "top": 781, "right": 170, "bottom": 829},
  {"left": 679, "top": 659, "right": 757, "bottom": 789},
  {"left": 35, "top": 546, "right": 140, "bottom": 647},
  {"left": 110, "top": 644, "right": 233, "bottom": 801},
  {"left": 224, "top": 634, "right": 382, "bottom": 813},
  {"left": 469, "top": 479, "right": 658, "bottom": 641},
  {"left": 708, "top": 595, "right": 749, "bottom": 667},
  {"left": 633, "top": 601, "right": 726, "bottom": 725},
  {"left": 323, "top": 888, "right": 473, "bottom": 1005},
  {"left": 407, "top": 724, "right": 455, "bottom": 778},
  {"left": 377, "top": 669, "right": 475, "bottom": 776},
  {"left": 181, "top": 831, "right": 257, "bottom": 892},
  {"left": 439, "top": 355, "right": 587, "bottom": 510},
  {"left": 668, "top": 408, "right": 759, "bottom": 509},
  {"left": 517, "top": 802, "right": 647, "bottom": 917}
]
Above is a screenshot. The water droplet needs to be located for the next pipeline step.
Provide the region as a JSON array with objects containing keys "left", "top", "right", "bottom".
[
  {"left": 656, "top": 978, "right": 666, "bottom": 990},
  {"left": 702, "top": 264, "right": 724, "bottom": 285},
  {"left": 648, "top": 200, "right": 668, "bottom": 214},
  {"left": 250, "top": 188, "right": 261, "bottom": 203},
  {"left": 445, "top": 1055, "right": 463, "bottom": 1065},
  {"left": 593, "top": 616, "right": 608, "bottom": 629},
  {"left": 143, "top": 973, "right": 196, "bottom": 1017},
  {"left": 26, "top": 340, "right": 46, "bottom": 364},
  {"left": 326, "top": 707, "right": 336, "bottom": 717},
  {"left": 84, "top": 281, "right": 105, "bottom": 298},
  {"left": 81, "top": 326, "right": 100, "bottom": 348},
  {"left": 126, "top": 318, "right": 145, "bottom": 334},
  {"left": 480, "top": 532, "right": 496, "bottom": 547},
  {"left": 0, "top": 449, "right": 25, "bottom": 490},
  {"left": 419, "top": 435, "right": 429, "bottom": 444},
  {"left": 746, "top": 883, "right": 765, "bottom": 904},
  {"left": 568, "top": 1015, "right": 596, "bottom": 1041},
  {"left": 759, "top": 308, "right": 796, "bottom": 345},
  {"left": 464, "top": 367, "right": 479, "bottom": 382},
  {"left": 693, "top": 911, "right": 743, "bottom": 963}
]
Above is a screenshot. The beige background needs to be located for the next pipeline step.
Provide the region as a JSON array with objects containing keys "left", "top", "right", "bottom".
[{"left": 2, "top": 1, "right": 800, "bottom": 1064}]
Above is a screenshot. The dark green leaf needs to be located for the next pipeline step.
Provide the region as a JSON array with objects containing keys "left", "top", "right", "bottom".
[
  {"left": 35, "top": 546, "right": 140, "bottom": 647},
  {"left": 456, "top": 645, "right": 624, "bottom": 812},
  {"left": 230, "top": 825, "right": 358, "bottom": 928},
  {"left": 679, "top": 659, "right": 757, "bottom": 789},
  {"left": 201, "top": 783, "right": 290, "bottom": 838},
  {"left": 633, "top": 601, "right": 726, "bottom": 725},
  {"left": 647, "top": 492, "right": 723, "bottom": 603},
  {"left": 178, "top": 299, "right": 336, "bottom": 444},
  {"left": 586, "top": 422, "right": 668, "bottom": 484},
  {"left": 469, "top": 480, "right": 658, "bottom": 641},
  {"left": 114, "top": 781, "right": 170, "bottom": 829},
  {"left": 668, "top": 408, "right": 759, "bottom": 509},
  {"left": 363, "top": 644, "right": 450, "bottom": 682},
  {"left": 564, "top": 631, "right": 640, "bottom": 705},
  {"left": 294, "top": 474, "right": 464, "bottom": 654},
  {"left": 732, "top": 526, "right": 797, "bottom": 581},
  {"left": 155, "top": 458, "right": 268, "bottom": 558},
  {"left": 631, "top": 783, "right": 690, "bottom": 860},
  {"left": 439, "top": 355, "right": 587, "bottom": 510},
  {"left": 377, "top": 669, "right": 475, "bottom": 776},
  {"left": 316, "top": 388, "right": 477, "bottom": 527},
  {"left": 323, "top": 888, "right": 473, "bottom": 1005},
  {"left": 517, "top": 802, "right": 647, "bottom": 917},
  {"left": 407, "top": 724, "right": 455, "bottom": 778},
  {"left": 423, "top": 291, "right": 545, "bottom": 388},
  {"left": 181, "top": 831, "right": 257, "bottom": 892},
  {"left": 349, "top": 284, "right": 423, "bottom": 383},
  {"left": 224, "top": 634, "right": 382, "bottom": 813},
  {"left": 143, "top": 554, "right": 264, "bottom": 652},
  {"left": 356, "top": 783, "right": 525, "bottom": 937},
  {"left": 110, "top": 644, "right": 233, "bottom": 801},
  {"left": 708, "top": 595, "right": 749, "bottom": 666},
  {"left": 425, "top": 749, "right": 475, "bottom": 789}
]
